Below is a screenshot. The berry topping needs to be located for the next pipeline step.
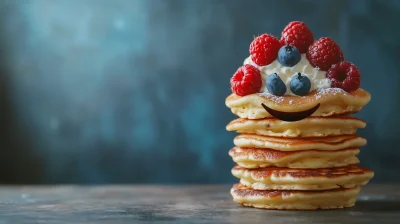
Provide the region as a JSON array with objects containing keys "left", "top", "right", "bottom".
[
  {"left": 230, "top": 64, "right": 262, "bottom": 96},
  {"left": 281, "top": 21, "right": 314, "bottom": 54},
  {"left": 266, "top": 73, "right": 287, "bottom": 96},
  {"left": 278, "top": 45, "right": 301, "bottom": 67},
  {"left": 326, "top": 61, "right": 360, "bottom": 92},
  {"left": 249, "top": 34, "right": 282, "bottom": 66},
  {"left": 290, "top": 73, "right": 311, "bottom": 96},
  {"left": 306, "top": 37, "right": 344, "bottom": 71}
]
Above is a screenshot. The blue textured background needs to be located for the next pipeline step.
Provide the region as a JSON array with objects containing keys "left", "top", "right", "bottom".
[{"left": 0, "top": 0, "right": 399, "bottom": 184}]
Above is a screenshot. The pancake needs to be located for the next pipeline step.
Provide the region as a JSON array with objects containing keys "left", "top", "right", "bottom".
[
  {"left": 231, "top": 183, "right": 360, "bottom": 210},
  {"left": 233, "top": 134, "right": 366, "bottom": 151},
  {"left": 229, "top": 147, "right": 359, "bottom": 168},
  {"left": 232, "top": 165, "right": 373, "bottom": 190},
  {"left": 226, "top": 116, "right": 366, "bottom": 137},
  {"left": 225, "top": 88, "right": 371, "bottom": 119}
]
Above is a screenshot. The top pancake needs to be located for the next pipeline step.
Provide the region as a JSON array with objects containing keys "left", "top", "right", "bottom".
[{"left": 225, "top": 88, "right": 370, "bottom": 119}]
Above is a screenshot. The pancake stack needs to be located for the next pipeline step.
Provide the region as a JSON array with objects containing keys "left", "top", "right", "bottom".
[{"left": 225, "top": 21, "right": 373, "bottom": 210}]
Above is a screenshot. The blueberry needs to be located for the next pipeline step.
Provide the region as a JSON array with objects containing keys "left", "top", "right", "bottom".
[
  {"left": 278, "top": 45, "right": 301, "bottom": 67},
  {"left": 266, "top": 73, "right": 287, "bottom": 96},
  {"left": 290, "top": 73, "right": 311, "bottom": 96}
]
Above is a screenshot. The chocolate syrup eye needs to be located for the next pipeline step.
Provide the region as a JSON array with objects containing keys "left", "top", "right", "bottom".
[
  {"left": 290, "top": 73, "right": 311, "bottom": 96},
  {"left": 266, "top": 73, "right": 287, "bottom": 96}
]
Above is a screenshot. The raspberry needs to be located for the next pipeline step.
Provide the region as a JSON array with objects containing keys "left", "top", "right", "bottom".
[
  {"left": 306, "top": 37, "right": 344, "bottom": 71},
  {"left": 326, "top": 61, "right": 360, "bottom": 92},
  {"left": 230, "top": 64, "right": 262, "bottom": 96},
  {"left": 281, "top": 21, "right": 314, "bottom": 53},
  {"left": 249, "top": 34, "right": 282, "bottom": 66}
]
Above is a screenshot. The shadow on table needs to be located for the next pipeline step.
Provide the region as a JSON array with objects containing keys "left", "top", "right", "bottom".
[{"left": 355, "top": 200, "right": 400, "bottom": 213}]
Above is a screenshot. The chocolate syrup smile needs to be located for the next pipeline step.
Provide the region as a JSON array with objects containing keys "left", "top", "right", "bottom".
[{"left": 261, "top": 103, "right": 320, "bottom": 122}]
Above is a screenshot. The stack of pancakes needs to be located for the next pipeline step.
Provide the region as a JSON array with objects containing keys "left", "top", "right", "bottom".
[{"left": 225, "top": 89, "right": 374, "bottom": 210}]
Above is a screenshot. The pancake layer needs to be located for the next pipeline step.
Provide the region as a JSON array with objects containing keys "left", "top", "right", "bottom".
[
  {"left": 225, "top": 88, "right": 371, "bottom": 119},
  {"left": 233, "top": 134, "right": 366, "bottom": 151},
  {"left": 229, "top": 147, "right": 359, "bottom": 168},
  {"left": 232, "top": 165, "right": 373, "bottom": 190},
  {"left": 231, "top": 183, "right": 360, "bottom": 210},
  {"left": 226, "top": 116, "right": 366, "bottom": 137}
]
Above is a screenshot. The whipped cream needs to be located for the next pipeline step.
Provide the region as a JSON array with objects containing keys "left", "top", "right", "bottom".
[{"left": 244, "top": 54, "right": 331, "bottom": 95}]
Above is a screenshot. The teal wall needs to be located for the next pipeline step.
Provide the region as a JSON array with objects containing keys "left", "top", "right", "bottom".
[{"left": 0, "top": 0, "right": 399, "bottom": 183}]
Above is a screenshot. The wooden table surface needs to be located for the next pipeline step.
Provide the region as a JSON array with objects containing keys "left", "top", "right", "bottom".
[{"left": 0, "top": 184, "right": 399, "bottom": 224}]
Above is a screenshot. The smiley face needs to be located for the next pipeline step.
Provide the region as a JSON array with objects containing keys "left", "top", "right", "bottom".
[
  {"left": 258, "top": 45, "right": 320, "bottom": 121},
  {"left": 252, "top": 45, "right": 326, "bottom": 121}
]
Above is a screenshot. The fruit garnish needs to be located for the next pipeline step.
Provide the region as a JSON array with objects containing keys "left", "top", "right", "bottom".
[
  {"left": 278, "top": 45, "right": 301, "bottom": 67},
  {"left": 280, "top": 21, "right": 314, "bottom": 54},
  {"left": 266, "top": 73, "right": 287, "bottom": 96},
  {"left": 261, "top": 103, "right": 320, "bottom": 122},
  {"left": 306, "top": 37, "right": 344, "bottom": 71},
  {"left": 249, "top": 34, "right": 282, "bottom": 66},
  {"left": 326, "top": 61, "right": 360, "bottom": 92},
  {"left": 290, "top": 73, "right": 311, "bottom": 96},
  {"left": 230, "top": 64, "right": 262, "bottom": 96}
]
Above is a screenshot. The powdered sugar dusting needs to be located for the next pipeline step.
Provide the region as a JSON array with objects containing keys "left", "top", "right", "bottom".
[
  {"left": 257, "top": 92, "right": 285, "bottom": 103},
  {"left": 315, "top": 88, "right": 348, "bottom": 99},
  {"left": 256, "top": 87, "right": 349, "bottom": 104},
  {"left": 257, "top": 88, "right": 349, "bottom": 103}
]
